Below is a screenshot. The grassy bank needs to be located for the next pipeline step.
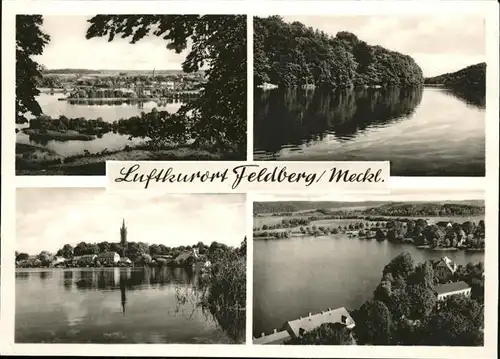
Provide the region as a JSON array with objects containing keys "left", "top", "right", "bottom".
[{"left": 16, "top": 142, "right": 241, "bottom": 175}]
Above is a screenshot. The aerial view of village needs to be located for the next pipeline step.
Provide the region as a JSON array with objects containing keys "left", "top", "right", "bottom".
[
  {"left": 16, "top": 14, "right": 247, "bottom": 175},
  {"left": 15, "top": 189, "right": 246, "bottom": 344},
  {"left": 253, "top": 191, "right": 485, "bottom": 346}
]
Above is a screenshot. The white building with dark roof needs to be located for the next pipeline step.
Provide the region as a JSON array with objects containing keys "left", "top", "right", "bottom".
[
  {"left": 253, "top": 329, "right": 291, "bottom": 345},
  {"left": 282, "top": 307, "right": 355, "bottom": 339},
  {"left": 434, "top": 281, "right": 471, "bottom": 301}
]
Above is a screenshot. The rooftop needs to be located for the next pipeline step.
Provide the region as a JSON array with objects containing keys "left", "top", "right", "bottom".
[
  {"left": 435, "top": 281, "right": 470, "bottom": 295},
  {"left": 283, "top": 307, "right": 354, "bottom": 338},
  {"left": 254, "top": 330, "right": 291, "bottom": 345}
]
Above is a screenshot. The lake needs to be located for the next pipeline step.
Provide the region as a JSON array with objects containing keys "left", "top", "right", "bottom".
[
  {"left": 16, "top": 93, "right": 183, "bottom": 156},
  {"left": 16, "top": 266, "right": 236, "bottom": 344},
  {"left": 253, "top": 87, "right": 485, "bottom": 176},
  {"left": 253, "top": 236, "right": 484, "bottom": 337}
]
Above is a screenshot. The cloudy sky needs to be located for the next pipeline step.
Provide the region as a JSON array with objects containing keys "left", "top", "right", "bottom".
[
  {"left": 282, "top": 15, "right": 485, "bottom": 77},
  {"left": 34, "top": 16, "right": 190, "bottom": 70},
  {"left": 255, "top": 189, "right": 484, "bottom": 203},
  {"left": 16, "top": 189, "right": 246, "bottom": 255}
]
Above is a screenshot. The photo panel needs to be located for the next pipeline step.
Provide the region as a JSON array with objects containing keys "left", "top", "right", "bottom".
[
  {"left": 15, "top": 188, "right": 247, "bottom": 344},
  {"left": 252, "top": 190, "right": 486, "bottom": 345},
  {"left": 253, "top": 15, "right": 486, "bottom": 177},
  {"left": 16, "top": 14, "right": 247, "bottom": 176}
]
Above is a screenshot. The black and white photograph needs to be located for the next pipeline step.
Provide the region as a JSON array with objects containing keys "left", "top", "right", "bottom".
[
  {"left": 253, "top": 190, "right": 485, "bottom": 345},
  {"left": 253, "top": 16, "right": 486, "bottom": 176},
  {"left": 15, "top": 189, "right": 247, "bottom": 344},
  {"left": 16, "top": 14, "right": 247, "bottom": 175}
]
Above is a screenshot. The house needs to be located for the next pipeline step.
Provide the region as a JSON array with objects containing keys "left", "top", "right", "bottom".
[
  {"left": 435, "top": 256, "right": 457, "bottom": 281},
  {"left": 174, "top": 248, "right": 200, "bottom": 266},
  {"left": 73, "top": 254, "right": 97, "bottom": 266},
  {"left": 282, "top": 307, "right": 355, "bottom": 339},
  {"left": 436, "top": 221, "right": 453, "bottom": 229},
  {"left": 434, "top": 281, "right": 471, "bottom": 301},
  {"left": 119, "top": 257, "right": 132, "bottom": 265},
  {"left": 96, "top": 252, "right": 120, "bottom": 265},
  {"left": 253, "top": 329, "right": 291, "bottom": 345},
  {"left": 51, "top": 256, "right": 66, "bottom": 266}
]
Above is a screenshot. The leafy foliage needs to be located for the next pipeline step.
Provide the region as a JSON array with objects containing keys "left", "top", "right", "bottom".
[
  {"left": 16, "top": 15, "right": 50, "bottom": 123},
  {"left": 85, "top": 15, "right": 247, "bottom": 154},
  {"left": 353, "top": 252, "right": 484, "bottom": 346},
  {"left": 254, "top": 16, "right": 423, "bottom": 88}
]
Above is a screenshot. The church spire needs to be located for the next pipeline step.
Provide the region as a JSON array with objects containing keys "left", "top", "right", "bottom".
[{"left": 120, "top": 219, "right": 127, "bottom": 258}]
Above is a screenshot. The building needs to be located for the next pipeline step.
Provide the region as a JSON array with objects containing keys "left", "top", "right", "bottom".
[
  {"left": 436, "top": 221, "right": 453, "bottom": 229},
  {"left": 73, "top": 254, "right": 97, "bottom": 266},
  {"left": 435, "top": 256, "right": 457, "bottom": 281},
  {"left": 253, "top": 329, "right": 291, "bottom": 345},
  {"left": 51, "top": 256, "right": 66, "bottom": 266},
  {"left": 282, "top": 307, "right": 355, "bottom": 340},
  {"left": 119, "top": 257, "right": 132, "bottom": 265},
  {"left": 174, "top": 248, "right": 200, "bottom": 266},
  {"left": 434, "top": 281, "right": 471, "bottom": 301},
  {"left": 120, "top": 219, "right": 127, "bottom": 258},
  {"left": 96, "top": 252, "right": 120, "bottom": 265}
]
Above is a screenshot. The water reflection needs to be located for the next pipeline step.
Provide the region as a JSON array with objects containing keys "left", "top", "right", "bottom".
[
  {"left": 442, "top": 87, "right": 486, "bottom": 109},
  {"left": 254, "top": 87, "right": 423, "bottom": 154},
  {"left": 16, "top": 267, "right": 244, "bottom": 344},
  {"left": 71, "top": 267, "right": 199, "bottom": 292}
]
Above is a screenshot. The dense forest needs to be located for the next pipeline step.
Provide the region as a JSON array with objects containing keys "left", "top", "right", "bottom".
[
  {"left": 254, "top": 16, "right": 424, "bottom": 88},
  {"left": 253, "top": 201, "right": 387, "bottom": 214},
  {"left": 254, "top": 201, "right": 484, "bottom": 216},
  {"left": 424, "top": 63, "right": 486, "bottom": 92},
  {"left": 362, "top": 203, "right": 485, "bottom": 217}
]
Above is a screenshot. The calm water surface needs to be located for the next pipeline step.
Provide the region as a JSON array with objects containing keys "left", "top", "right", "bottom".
[
  {"left": 16, "top": 267, "right": 233, "bottom": 343},
  {"left": 253, "top": 236, "right": 484, "bottom": 337},
  {"left": 16, "top": 93, "right": 183, "bottom": 156},
  {"left": 254, "top": 87, "right": 485, "bottom": 176}
]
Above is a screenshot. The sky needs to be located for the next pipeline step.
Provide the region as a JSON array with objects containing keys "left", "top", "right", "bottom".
[
  {"left": 281, "top": 15, "right": 485, "bottom": 77},
  {"left": 256, "top": 189, "right": 484, "bottom": 203},
  {"left": 16, "top": 189, "right": 246, "bottom": 255},
  {"left": 34, "top": 16, "right": 190, "bottom": 70}
]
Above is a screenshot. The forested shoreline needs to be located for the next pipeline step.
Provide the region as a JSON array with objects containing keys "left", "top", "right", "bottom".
[
  {"left": 424, "top": 63, "right": 486, "bottom": 92},
  {"left": 254, "top": 202, "right": 484, "bottom": 216},
  {"left": 254, "top": 16, "right": 423, "bottom": 88}
]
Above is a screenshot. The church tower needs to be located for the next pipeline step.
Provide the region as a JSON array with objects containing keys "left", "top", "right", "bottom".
[{"left": 120, "top": 219, "right": 127, "bottom": 258}]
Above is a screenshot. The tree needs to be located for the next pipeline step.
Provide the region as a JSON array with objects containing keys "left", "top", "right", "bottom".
[
  {"left": 16, "top": 15, "right": 50, "bottom": 123},
  {"left": 354, "top": 300, "right": 394, "bottom": 345},
  {"left": 73, "top": 242, "right": 88, "bottom": 256},
  {"left": 420, "top": 296, "right": 484, "bottom": 346},
  {"left": 290, "top": 322, "right": 354, "bottom": 345},
  {"left": 98, "top": 241, "right": 110, "bottom": 254},
  {"left": 85, "top": 15, "right": 247, "bottom": 155},
  {"left": 58, "top": 244, "right": 74, "bottom": 259},
  {"left": 407, "top": 284, "right": 436, "bottom": 319},
  {"left": 16, "top": 252, "right": 29, "bottom": 261},
  {"left": 382, "top": 252, "right": 415, "bottom": 280}
]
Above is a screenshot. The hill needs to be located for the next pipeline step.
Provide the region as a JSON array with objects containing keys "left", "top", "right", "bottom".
[
  {"left": 254, "top": 16, "right": 424, "bottom": 88},
  {"left": 254, "top": 201, "right": 388, "bottom": 214},
  {"left": 424, "top": 62, "right": 486, "bottom": 91},
  {"left": 362, "top": 202, "right": 485, "bottom": 217}
]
